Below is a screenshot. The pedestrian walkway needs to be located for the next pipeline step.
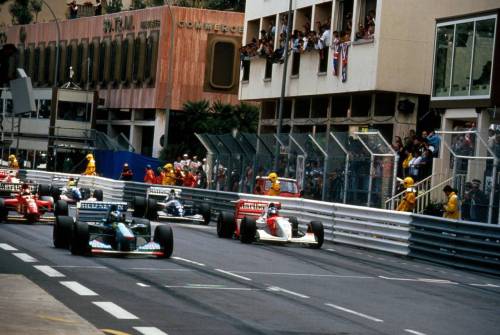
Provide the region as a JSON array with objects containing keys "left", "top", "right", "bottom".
[{"left": 0, "top": 274, "right": 102, "bottom": 335}]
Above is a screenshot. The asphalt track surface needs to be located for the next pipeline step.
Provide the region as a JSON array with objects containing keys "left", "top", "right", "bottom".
[{"left": 0, "top": 220, "right": 499, "bottom": 335}]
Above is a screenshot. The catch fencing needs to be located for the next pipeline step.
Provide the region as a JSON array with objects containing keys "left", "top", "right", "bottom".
[{"left": 20, "top": 169, "right": 499, "bottom": 275}]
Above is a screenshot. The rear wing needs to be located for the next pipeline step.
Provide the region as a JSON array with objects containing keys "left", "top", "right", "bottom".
[
  {"left": 51, "top": 175, "right": 80, "bottom": 187},
  {"left": 77, "top": 201, "right": 128, "bottom": 222},
  {"left": 147, "top": 186, "right": 182, "bottom": 199},
  {"left": 0, "top": 169, "right": 17, "bottom": 177},
  {"left": 235, "top": 199, "right": 281, "bottom": 218},
  {"left": 0, "top": 182, "right": 37, "bottom": 194}
]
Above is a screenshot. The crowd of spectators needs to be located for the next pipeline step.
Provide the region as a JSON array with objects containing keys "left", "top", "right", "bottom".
[{"left": 393, "top": 129, "right": 440, "bottom": 182}]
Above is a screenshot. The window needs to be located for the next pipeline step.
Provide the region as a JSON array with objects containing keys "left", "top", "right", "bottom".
[
  {"left": 145, "top": 31, "right": 159, "bottom": 85},
  {"left": 294, "top": 98, "right": 310, "bottom": 118},
  {"left": 291, "top": 53, "right": 300, "bottom": 76},
  {"left": 39, "top": 100, "right": 51, "bottom": 119},
  {"left": 374, "top": 92, "right": 396, "bottom": 116},
  {"left": 311, "top": 97, "right": 329, "bottom": 118},
  {"left": 44, "top": 45, "right": 51, "bottom": 85},
  {"left": 355, "top": 0, "right": 376, "bottom": 41},
  {"left": 57, "top": 101, "right": 91, "bottom": 122},
  {"left": 58, "top": 41, "right": 67, "bottom": 84},
  {"left": 264, "top": 59, "right": 273, "bottom": 79},
  {"left": 332, "top": 95, "right": 350, "bottom": 117},
  {"left": 210, "top": 40, "right": 236, "bottom": 89},
  {"left": 121, "top": 37, "right": 129, "bottom": 84},
  {"left": 432, "top": 14, "right": 497, "bottom": 99},
  {"left": 33, "top": 46, "right": 40, "bottom": 84},
  {"left": 261, "top": 101, "right": 276, "bottom": 119},
  {"left": 351, "top": 94, "right": 372, "bottom": 116},
  {"left": 110, "top": 38, "right": 118, "bottom": 85},
  {"left": 242, "top": 58, "right": 250, "bottom": 81},
  {"left": 471, "top": 18, "right": 495, "bottom": 95},
  {"left": 133, "top": 34, "right": 146, "bottom": 84}
]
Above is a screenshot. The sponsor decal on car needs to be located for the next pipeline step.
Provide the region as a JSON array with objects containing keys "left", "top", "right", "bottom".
[{"left": 78, "top": 201, "right": 128, "bottom": 211}]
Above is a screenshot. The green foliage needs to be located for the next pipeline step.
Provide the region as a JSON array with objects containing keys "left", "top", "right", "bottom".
[
  {"left": 159, "top": 100, "right": 259, "bottom": 161},
  {"left": 132, "top": 0, "right": 146, "bottom": 9},
  {"left": 106, "top": 0, "right": 123, "bottom": 13},
  {"left": 9, "top": 0, "right": 33, "bottom": 25},
  {"left": 149, "top": 0, "right": 164, "bottom": 6},
  {"left": 205, "top": 0, "right": 245, "bottom": 11},
  {"left": 30, "top": 0, "right": 42, "bottom": 22}
]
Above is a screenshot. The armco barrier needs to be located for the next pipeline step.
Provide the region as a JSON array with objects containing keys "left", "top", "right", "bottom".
[
  {"left": 17, "top": 169, "right": 500, "bottom": 275},
  {"left": 333, "top": 204, "right": 411, "bottom": 255},
  {"left": 410, "top": 214, "right": 500, "bottom": 275}
]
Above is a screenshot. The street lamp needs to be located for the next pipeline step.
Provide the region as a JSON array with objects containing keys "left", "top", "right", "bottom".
[
  {"left": 273, "top": 0, "right": 293, "bottom": 171},
  {"left": 162, "top": 0, "right": 175, "bottom": 157}
]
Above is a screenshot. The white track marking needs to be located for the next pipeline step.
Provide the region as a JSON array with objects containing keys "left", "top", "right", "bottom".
[
  {"left": 164, "top": 284, "right": 255, "bottom": 291},
  {"left": 326, "top": 248, "right": 336, "bottom": 252},
  {"left": 379, "top": 276, "right": 417, "bottom": 281},
  {"left": 405, "top": 329, "right": 427, "bottom": 335},
  {"left": 171, "top": 256, "right": 205, "bottom": 267},
  {"left": 60, "top": 281, "right": 98, "bottom": 296},
  {"left": 418, "top": 278, "right": 457, "bottom": 284},
  {"left": 13, "top": 253, "right": 37, "bottom": 262},
  {"left": 215, "top": 269, "right": 252, "bottom": 281},
  {"left": 137, "top": 283, "right": 151, "bottom": 287},
  {"left": 267, "top": 286, "right": 310, "bottom": 299},
  {"left": 234, "top": 271, "right": 373, "bottom": 279},
  {"left": 0, "top": 243, "right": 17, "bottom": 251},
  {"left": 325, "top": 303, "right": 383, "bottom": 322},
  {"left": 470, "top": 283, "right": 500, "bottom": 288},
  {"left": 134, "top": 327, "right": 169, "bottom": 335},
  {"left": 34, "top": 265, "right": 65, "bottom": 277},
  {"left": 92, "top": 302, "right": 139, "bottom": 320}
]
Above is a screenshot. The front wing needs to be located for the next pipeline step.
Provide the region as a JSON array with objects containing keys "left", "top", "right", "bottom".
[
  {"left": 157, "top": 212, "right": 205, "bottom": 223},
  {"left": 89, "top": 240, "right": 165, "bottom": 257},
  {"left": 256, "top": 230, "right": 318, "bottom": 245}
]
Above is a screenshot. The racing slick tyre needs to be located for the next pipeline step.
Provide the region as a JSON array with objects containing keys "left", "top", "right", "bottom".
[
  {"left": 93, "top": 189, "right": 104, "bottom": 201},
  {"left": 53, "top": 216, "right": 74, "bottom": 249},
  {"left": 240, "top": 216, "right": 257, "bottom": 244},
  {"left": 132, "top": 218, "right": 151, "bottom": 236},
  {"left": 146, "top": 198, "right": 158, "bottom": 221},
  {"left": 51, "top": 187, "right": 61, "bottom": 201},
  {"left": 198, "top": 203, "right": 211, "bottom": 225},
  {"left": 0, "top": 198, "right": 8, "bottom": 223},
  {"left": 70, "top": 221, "right": 90, "bottom": 256},
  {"left": 132, "top": 196, "right": 147, "bottom": 218},
  {"left": 55, "top": 200, "right": 69, "bottom": 217},
  {"left": 154, "top": 225, "right": 173, "bottom": 259},
  {"left": 217, "top": 211, "right": 234, "bottom": 238},
  {"left": 38, "top": 184, "right": 51, "bottom": 197},
  {"left": 289, "top": 217, "right": 299, "bottom": 238},
  {"left": 308, "top": 221, "right": 324, "bottom": 249}
]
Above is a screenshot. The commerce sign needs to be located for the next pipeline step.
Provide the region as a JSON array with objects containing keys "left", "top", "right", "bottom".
[{"left": 177, "top": 21, "right": 243, "bottom": 34}]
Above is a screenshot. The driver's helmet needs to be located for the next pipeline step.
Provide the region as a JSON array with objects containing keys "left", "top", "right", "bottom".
[
  {"left": 21, "top": 183, "right": 30, "bottom": 195},
  {"left": 108, "top": 205, "right": 125, "bottom": 223},
  {"left": 267, "top": 203, "right": 278, "bottom": 217},
  {"left": 167, "top": 189, "right": 176, "bottom": 200},
  {"left": 67, "top": 177, "right": 77, "bottom": 187}
]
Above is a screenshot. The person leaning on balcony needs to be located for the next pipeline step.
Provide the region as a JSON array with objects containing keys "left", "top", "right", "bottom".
[
  {"left": 396, "top": 177, "right": 416, "bottom": 212},
  {"left": 94, "top": 0, "right": 102, "bottom": 16},
  {"left": 443, "top": 185, "right": 460, "bottom": 220}
]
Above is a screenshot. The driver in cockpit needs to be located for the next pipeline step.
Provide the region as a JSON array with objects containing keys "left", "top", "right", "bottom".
[{"left": 106, "top": 205, "right": 125, "bottom": 225}]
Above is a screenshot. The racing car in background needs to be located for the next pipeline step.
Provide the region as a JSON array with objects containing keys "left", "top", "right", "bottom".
[
  {"left": 53, "top": 201, "right": 173, "bottom": 258},
  {"left": 132, "top": 186, "right": 211, "bottom": 225},
  {"left": 217, "top": 199, "right": 324, "bottom": 248},
  {"left": 48, "top": 175, "right": 103, "bottom": 203},
  {"left": 0, "top": 183, "right": 67, "bottom": 224}
]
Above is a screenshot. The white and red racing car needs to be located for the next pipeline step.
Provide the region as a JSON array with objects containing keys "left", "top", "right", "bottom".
[{"left": 217, "top": 199, "right": 324, "bottom": 248}]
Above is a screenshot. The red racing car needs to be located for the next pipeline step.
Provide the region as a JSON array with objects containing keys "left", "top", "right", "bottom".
[{"left": 0, "top": 184, "right": 66, "bottom": 224}]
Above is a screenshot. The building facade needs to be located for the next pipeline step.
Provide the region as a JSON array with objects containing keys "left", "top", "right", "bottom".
[
  {"left": 1, "top": 5, "right": 243, "bottom": 160},
  {"left": 239, "top": 0, "right": 499, "bottom": 142}
]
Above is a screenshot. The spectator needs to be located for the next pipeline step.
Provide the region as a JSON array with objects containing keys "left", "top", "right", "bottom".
[
  {"left": 180, "top": 154, "right": 190, "bottom": 169},
  {"left": 408, "top": 150, "right": 421, "bottom": 181},
  {"left": 196, "top": 166, "right": 207, "bottom": 189},
  {"left": 144, "top": 165, "right": 156, "bottom": 184},
  {"left": 443, "top": 185, "right": 460, "bottom": 219},
  {"left": 190, "top": 155, "right": 202, "bottom": 173},
  {"left": 462, "top": 182, "right": 472, "bottom": 220},
  {"left": 94, "top": 0, "right": 102, "bottom": 16},
  {"left": 174, "top": 156, "right": 182, "bottom": 170},
  {"left": 419, "top": 149, "right": 433, "bottom": 179},
  {"left": 120, "top": 163, "right": 133, "bottom": 181},
  {"left": 426, "top": 130, "right": 441, "bottom": 157},
  {"left": 68, "top": 1, "right": 78, "bottom": 19},
  {"left": 469, "top": 179, "right": 488, "bottom": 223},
  {"left": 182, "top": 166, "right": 197, "bottom": 187}
]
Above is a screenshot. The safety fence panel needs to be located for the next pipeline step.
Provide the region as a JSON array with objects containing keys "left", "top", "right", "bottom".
[
  {"left": 333, "top": 204, "right": 411, "bottom": 255},
  {"left": 410, "top": 214, "right": 500, "bottom": 275}
]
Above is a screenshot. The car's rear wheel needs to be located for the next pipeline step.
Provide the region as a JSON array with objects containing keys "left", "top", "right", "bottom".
[
  {"left": 198, "top": 203, "right": 211, "bottom": 225},
  {"left": 308, "top": 221, "right": 324, "bottom": 249},
  {"left": 55, "top": 200, "right": 68, "bottom": 217},
  {"left": 289, "top": 216, "right": 299, "bottom": 238},
  {"left": 53, "top": 216, "right": 74, "bottom": 248},
  {"left": 217, "top": 211, "right": 234, "bottom": 238},
  {"left": 154, "top": 225, "right": 173, "bottom": 258},
  {"left": 240, "top": 216, "right": 257, "bottom": 244},
  {"left": 133, "top": 196, "right": 147, "bottom": 218},
  {"left": 146, "top": 198, "right": 158, "bottom": 220},
  {"left": 93, "top": 189, "right": 103, "bottom": 201},
  {"left": 70, "top": 222, "right": 90, "bottom": 255},
  {"left": 38, "top": 184, "right": 51, "bottom": 197},
  {"left": 0, "top": 198, "right": 8, "bottom": 223}
]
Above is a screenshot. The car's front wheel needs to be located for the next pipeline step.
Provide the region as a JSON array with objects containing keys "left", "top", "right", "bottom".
[
  {"left": 70, "top": 221, "right": 90, "bottom": 256},
  {"left": 53, "top": 216, "right": 74, "bottom": 249},
  {"left": 217, "top": 211, "right": 234, "bottom": 238},
  {"left": 154, "top": 225, "right": 173, "bottom": 258},
  {"left": 308, "top": 221, "right": 324, "bottom": 249}
]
